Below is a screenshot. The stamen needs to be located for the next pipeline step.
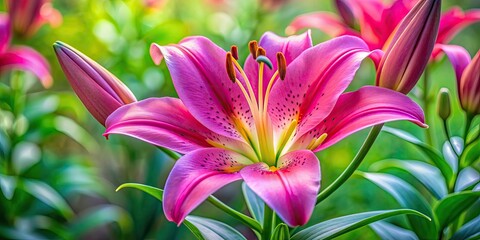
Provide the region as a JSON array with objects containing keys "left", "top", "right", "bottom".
[
  {"left": 256, "top": 47, "right": 266, "bottom": 57},
  {"left": 256, "top": 55, "right": 273, "bottom": 69},
  {"left": 230, "top": 45, "right": 239, "bottom": 60},
  {"left": 249, "top": 41, "right": 258, "bottom": 59},
  {"left": 225, "top": 52, "right": 236, "bottom": 83},
  {"left": 276, "top": 119, "right": 298, "bottom": 158},
  {"left": 276, "top": 52, "right": 287, "bottom": 80},
  {"left": 307, "top": 133, "right": 328, "bottom": 150},
  {"left": 269, "top": 166, "right": 278, "bottom": 172}
]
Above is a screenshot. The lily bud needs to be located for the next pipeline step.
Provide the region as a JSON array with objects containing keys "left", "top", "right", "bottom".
[
  {"left": 53, "top": 41, "right": 136, "bottom": 126},
  {"left": 459, "top": 51, "right": 480, "bottom": 116},
  {"left": 437, "top": 88, "right": 451, "bottom": 120},
  {"left": 376, "top": 0, "right": 441, "bottom": 94}
]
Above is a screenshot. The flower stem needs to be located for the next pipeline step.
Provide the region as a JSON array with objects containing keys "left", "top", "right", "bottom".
[
  {"left": 207, "top": 195, "right": 263, "bottom": 233},
  {"left": 316, "top": 124, "right": 383, "bottom": 204},
  {"left": 441, "top": 119, "right": 460, "bottom": 157},
  {"left": 423, "top": 66, "right": 433, "bottom": 146},
  {"left": 262, "top": 204, "right": 274, "bottom": 240}
]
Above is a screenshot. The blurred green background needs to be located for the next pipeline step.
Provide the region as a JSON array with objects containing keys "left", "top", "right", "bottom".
[{"left": 0, "top": 0, "right": 479, "bottom": 239}]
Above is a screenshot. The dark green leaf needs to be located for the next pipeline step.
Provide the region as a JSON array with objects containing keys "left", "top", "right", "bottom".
[
  {"left": 442, "top": 137, "right": 464, "bottom": 172},
  {"left": 371, "top": 159, "right": 447, "bottom": 199},
  {"left": 271, "top": 223, "right": 290, "bottom": 240},
  {"left": 0, "top": 226, "right": 47, "bottom": 240},
  {"left": 370, "top": 221, "right": 417, "bottom": 240},
  {"left": 69, "top": 205, "right": 132, "bottom": 237},
  {"left": 291, "top": 209, "right": 429, "bottom": 240},
  {"left": 184, "top": 215, "right": 246, "bottom": 240},
  {"left": 359, "top": 172, "right": 436, "bottom": 239},
  {"left": 434, "top": 191, "right": 480, "bottom": 230},
  {"left": 116, "top": 182, "right": 163, "bottom": 201},
  {"left": 242, "top": 182, "right": 264, "bottom": 224},
  {"left": 0, "top": 129, "right": 10, "bottom": 159},
  {"left": 383, "top": 127, "right": 453, "bottom": 182},
  {"left": 451, "top": 215, "right": 480, "bottom": 240},
  {"left": 455, "top": 168, "right": 479, "bottom": 192},
  {"left": 23, "top": 179, "right": 74, "bottom": 219}
]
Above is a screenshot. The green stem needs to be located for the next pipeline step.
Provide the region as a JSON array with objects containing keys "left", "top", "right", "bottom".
[
  {"left": 316, "top": 124, "right": 383, "bottom": 204},
  {"left": 157, "top": 147, "right": 181, "bottom": 160},
  {"left": 423, "top": 67, "right": 433, "bottom": 146},
  {"left": 464, "top": 113, "right": 473, "bottom": 141},
  {"left": 262, "top": 204, "right": 274, "bottom": 240},
  {"left": 441, "top": 119, "right": 460, "bottom": 157},
  {"left": 207, "top": 196, "right": 263, "bottom": 233}
]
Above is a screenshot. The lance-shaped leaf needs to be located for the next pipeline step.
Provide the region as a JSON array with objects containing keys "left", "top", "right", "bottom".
[
  {"left": 370, "top": 221, "right": 418, "bottom": 240},
  {"left": 184, "top": 216, "right": 246, "bottom": 240},
  {"left": 242, "top": 182, "right": 264, "bottom": 224},
  {"left": 434, "top": 191, "right": 480, "bottom": 231},
  {"left": 451, "top": 215, "right": 480, "bottom": 240}
]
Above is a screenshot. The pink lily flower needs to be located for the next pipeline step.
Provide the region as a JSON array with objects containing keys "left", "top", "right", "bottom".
[
  {"left": 6, "top": 0, "right": 62, "bottom": 37},
  {"left": 0, "top": 14, "right": 51, "bottom": 88},
  {"left": 53, "top": 42, "right": 137, "bottom": 126},
  {"left": 437, "top": 45, "right": 480, "bottom": 116},
  {"left": 103, "top": 32, "right": 427, "bottom": 226},
  {"left": 287, "top": 0, "right": 480, "bottom": 55}
]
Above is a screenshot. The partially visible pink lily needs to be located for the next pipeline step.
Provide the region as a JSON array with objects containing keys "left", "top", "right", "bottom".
[
  {"left": 0, "top": 14, "right": 51, "bottom": 88},
  {"left": 6, "top": 0, "right": 62, "bottom": 37},
  {"left": 437, "top": 45, "right": 480, "bottom": 116},
  {"left": 104, "top": 32, "right": 426, "bottom": 227},
  {"left": 287, "top": 0, "right": 480, "bottom": 56}
]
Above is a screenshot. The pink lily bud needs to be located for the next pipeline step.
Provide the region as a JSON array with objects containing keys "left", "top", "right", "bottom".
[
  {"left": 459, "top": 51, "right": 480, "bottom": 116},
  {"left": 376, "top": 0, "right": 441, "bottom": 94},
  {"left": 53, "top": 41, "right": 136, "bottom": 126},
  {"left": 7, "top": 0, "right": 62, "bottom": 37}
]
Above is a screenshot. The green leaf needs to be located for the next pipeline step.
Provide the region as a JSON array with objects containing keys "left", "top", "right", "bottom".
[
  {"left": 0, "top": 226, "right": 47, "bottom": 240},
  {"left": 434, "top": 191, "right": 480, "bottom": 230},
  {"left": 291, "top": 209, "right": 430, "bottom": 240},
  {"left": 371, "top": 159, "right": 447, "bottom": 199},
  {"left": 0, "top": 129, "right": 10, "bottom": 159},
  {"left": 116, "top": 182, "right": 163, "bottom": 201},
  {"left": 242, "top": 182, "right": 264, "bottom": 224},
  {"left": 442, "top": 137, "right": 464, "bottom": 172},
  {"left": 359, "top": 172, "right": 436, "bottom": 239},
  {"left": 22, "top": 179, "right": 74, "bottom": 219},
  {"left": 0, "top": 174, "right": 17, "bottom": 200},
  {"left": 54, "top": 116, "right": 98, "bottom": 153},
  {"left": 370, "top": 221, "right": 417, "bottom": 240},
  {"left": 184, "top": 215, "right": 246, "bottom": 240},
  {"left": 455, "top": 168, "right": 479, "bottom": 192},
  {"left": 69, "top": 205, "right": 132, "bottom": 237},
  {"left": 451, "top": 215, "right": 480, "bottom": 240},
  {"left": 271, "top": 223, "right": 290, "bottom": 240},
  {"left": 383, "top": 127, "right": 453, "bottom": 182}
]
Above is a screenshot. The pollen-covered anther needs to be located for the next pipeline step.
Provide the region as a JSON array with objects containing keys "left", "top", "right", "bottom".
[
  {"left": 225, "top": 52, "right": 236, "bottom": 83},
  {"left": 249, "top": 41, "right": 258, "bottom": 59},
  {"left": 256, "top": 47, "right": 266, "bottom": 57},
  {"left": 277, "top": 52, "right": 287, "bottom": 80},
  {"left": 256, "top": 55, "right": 273, "bottom": 69},
  {"left": 230, "top": 45, "right": 239, "bottom": 60},
  {"left": 307, "top": 133, "right": 328, "bottom": 150}
]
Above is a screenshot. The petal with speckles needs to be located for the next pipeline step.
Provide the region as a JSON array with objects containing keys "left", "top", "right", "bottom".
[
  {"left": 163, "top": 148, "right": 252, "bottom": 225},
  {"left": 240, "top": 150, "right": 320, "bottom": 227},
  {"left": 150, "top": 37, "right": 254, "bottom": 141}
]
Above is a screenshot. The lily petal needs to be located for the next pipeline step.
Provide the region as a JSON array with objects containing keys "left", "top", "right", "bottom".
[
  {"left": 240, "top": 150, "right": 320, "bottom": 227},
  {"left": 434, "top": 44, "right": 471, "bottom": 82},
  {"left": 286, "top": 12, "right": 358, "bottom": 38},
  {"left": 438, "top": 7, "right": 480, "bottom": 45},
  {"left": 293, "top": 86, "right": 427, "bottom": 152},
  {"left": 163, "top": 148, "right": 252, "bottom": 224},
  {"left": 0, "top": 14, "right": 10, "bottom": 52},
  {"left": 244, "top": 31, "right": 313, "bottom": 100},
  {"left": 267, "top": 36, "right": 374, "bottom": 137},
  {"left": 0, "top": 47, "right": 52, "bottom": 88},
  {"left": 105, "top": 97, "right": 255, "bottom": 156},
  {"left": 150, "top": 37, "right": 253, "bottom": 140}
]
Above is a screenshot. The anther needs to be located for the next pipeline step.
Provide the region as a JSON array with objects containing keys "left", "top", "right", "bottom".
[
  {"left": 256, "top": 47, "right": 266, "bottom": 57},
  {"left": 277, "top": 52, "right": 287, "bottom": 80},
  {"left": 256, "top": 55, "right": 273, "bottom": 69},
  {"left": 226, "top": 52, "right": 236, "bottom": 83},
  {"left": 230, "top": 45, "right": 239, "bottom": 60},
  {"left": 249, "top": 41, "right": 258, "bottom": 59}
]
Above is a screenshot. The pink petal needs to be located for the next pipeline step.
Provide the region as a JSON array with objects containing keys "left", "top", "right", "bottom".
[
  {"left": 267, "top": 36, "right": 374, "bottom": 137},
  {"left": 438, "top": 7, "right": 480, "bottom": 45},
  {"left": 240, "top": 150, "right": 320, "bottom": 227},
  {"left": 0, "top": 14, "right": 10, "bottom": 52},
  {"left": 105, "top": 98, "right": 255, "bottom": 156},
  {"left": 286, "top": 12, "right": 359, "bottom": 38},
  {"left": 349, "top": 0, "right": 386, "bottom": 49},
  {"left": 163, "top": 148, "right": 252, "bottom": 224},
  {"left": 244, "top": 31, "right": 313, "bottom": 102},
  {"left": 150, "top": 37, "right": 252, "bottom": 140},
  {"left": 0, "top": 46, "right": 52, "bottom": 88},
  {"left": 434, "top": 44, "right": 471, "bottom": 82},
  {"left": 293, "top": 86, "right": 427, "bottom": 152}
]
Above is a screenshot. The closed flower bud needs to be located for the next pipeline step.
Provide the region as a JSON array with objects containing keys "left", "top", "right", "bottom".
[
  {"left": 459, "top": 51, "right": 480, "bottom": 116},
  {"left": 53, "top": 41, "right": 136, "bottom": 126},
  {"left": 437, "top": 88, "right": 451, "bottom": 120},
  {"left": 376, "top": 0, "right": 441, "bottom": 94}
]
